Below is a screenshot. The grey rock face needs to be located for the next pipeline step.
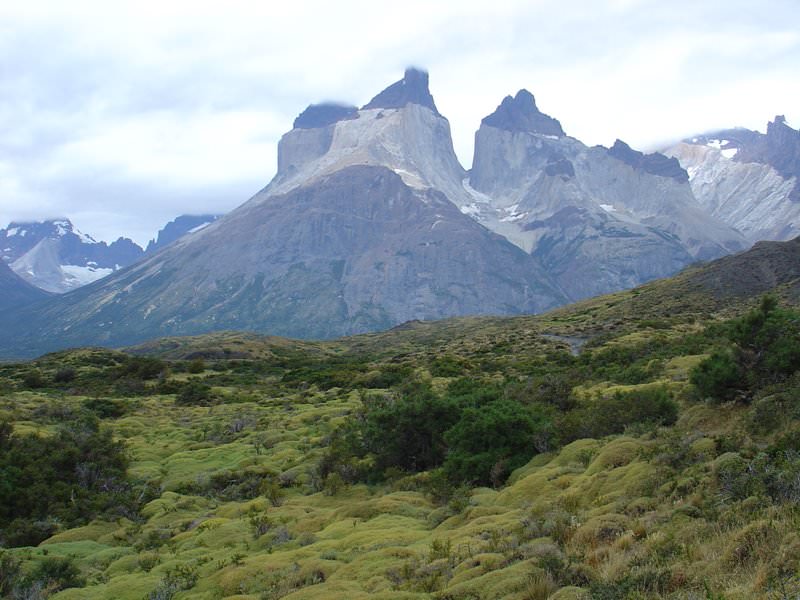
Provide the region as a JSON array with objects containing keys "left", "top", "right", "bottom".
[
  {"left": 467, "top": 101, "right": 746, "bottom": 300},
  {"left": 736, "top": 117, "right": 800, "bottom": 197},
  {"left": 665, "top": 118, "right": 800, "bottom": 243},
  {"left": 481, "top": 90, "right": 565, "bottom": 137},
  {"left": 362, "top": 68, "right": 440, "bottom": 116}
]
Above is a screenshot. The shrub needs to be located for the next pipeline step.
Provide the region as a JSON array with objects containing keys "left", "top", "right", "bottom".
[
  {"left": 690, "top": 350, "right": 742, "bottom": 402},
  {"left": 53, "top": 367, "right": 76, "bottom": 384},
  {"left": 117, "top": 356, "right": 165, "bottom": 380},
  {"left": 559, "top": 386, "right": 677, "bottom": 443},
  {"left": 443, "top": 399, "right": 555, "bottom": 486},
  {"left": 27, "top": 556, "right": 85, "bottom": 592},
  {"left": 0, "top": 417, "right": 133, "bottom": 547},
  {"left": 359, "top": 382, "right": 460, "bottom": 475},
  {"left": 83, "top": 397, "right": 127, "bottom": 418},
  {"left": 22, "top": 370, "right": 46, "bottom": 389},
  {"left": 175, "top": 381, "right": 214, "bottom": 406}
]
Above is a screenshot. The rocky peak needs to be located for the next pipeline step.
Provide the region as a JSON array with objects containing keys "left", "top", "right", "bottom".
[
  {"left": 146, "top": 214, "right": 222, "bottom": 254},
  {"left": 607, "top": 140, "right": 688, "bottom": 183},
  {"left": 293, "top": 103, "right": 358, "bottom": 129},
  {"left": 361, "top": 67, "right": 440, "bottom": 115},
  {"left": 481, "top": 89, "right": 565, "bottom": 137}
]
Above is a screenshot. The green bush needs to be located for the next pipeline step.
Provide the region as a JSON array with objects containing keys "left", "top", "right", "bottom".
[
  {"left": 443, "top": 399, "right": 555, "bottom": 486},
  {"left": 0, "top": 417, "right": 134, "bottom": 547},
  {"left": 690, "top": 350, "right": 742, "bottom": 402},
  {"left": 27, "top": 556, "right": 85, "bottom": 592},
  {"left": 692, "top": 298, "right": 800, "bottom": 402},
  {"left": 559, "top": 386, "right": 678, "bottom": 443},
  {"left": 176, "top": 381, "right": 215, "bottom": 406},
  {"left": 360, "top": 382, "right": 460, "bottom": 475}
]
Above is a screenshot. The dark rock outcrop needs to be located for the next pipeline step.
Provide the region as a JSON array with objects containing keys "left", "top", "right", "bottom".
[
  {"left": 146, "top": 214, "right": 222, "bottom": 254},
  {"left": 608, "top": 140, "right": 688, "bottom": 183},
  {"left": 293, "top": 103, "right": 358, "bottom": 129},
  {"left": 481, "top": 90, "right": 565, "bottom": 137},
  {"left": 362, "top": 68, "right": 440, "bottom": 115}
]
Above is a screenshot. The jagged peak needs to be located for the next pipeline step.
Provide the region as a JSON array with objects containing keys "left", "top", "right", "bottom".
[
  {"left": 481, "top": 89, "right": 565, "bottom": 137},
  {"left": 293, "top": 103, "right": 358, "bottom": 129},
  {"left": 608, "top": 139, "right": 688, "bottom": 183},
  {"left": 361, "top": 67, "right": 440, "bottom": 115}
]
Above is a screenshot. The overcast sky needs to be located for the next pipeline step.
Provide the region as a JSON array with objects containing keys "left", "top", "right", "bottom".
[{"left": 1, "top": 0, "right": 798, "bottom": 245}]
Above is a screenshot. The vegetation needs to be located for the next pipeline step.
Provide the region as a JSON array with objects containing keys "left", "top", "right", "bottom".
[{"left": 0, "top": 292, "right": 799, "bottom": 598}]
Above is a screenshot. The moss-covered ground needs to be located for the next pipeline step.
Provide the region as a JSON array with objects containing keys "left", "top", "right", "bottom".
[{"left": 1, "top": 285, "right": 799, "bottom": 599}]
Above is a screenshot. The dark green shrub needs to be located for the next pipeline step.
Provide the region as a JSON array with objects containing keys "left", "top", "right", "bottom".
[
  {"left": 0, "top": 417, "right": 133, "bottom": 547},
  {"left": 693, "top": 299, "right": 800, "bottom": 402},
  {"left": 22, "top": 370, "right": 46, "bottom": 389},
  {"left": 53, "top": 367, "right": 76, "bottom": 384},
  {"left": 117, "top": 356, "right": 165, "bottom": 380},
  {"left": 0, "top": 551, "right": 20, "bottom": 595},
  {"left": 187, "top": 358, "right": 205, "bottom": 374},
  {"left": 83, "top": 397, "right": 127, "bottom": 418},
  {"left": 28, "top": 556, "right": 84, "bottom": 592},
  {"left": 559, "top": 386, "right": 678, "bottom": 443},
  {"left": 691, "top": 350, "right": 744, "bottom": 402},
  {"left": 358, "top": 363, "right": 414, "bottom": 388},
  {"left": 175, "top": 381, "right": 214, "bottom": 406},
  {"left": 360, "top": 383, "right": 460, "bottom": 474},
  {"left": 443, "top": 400, "right": 555, "bottom": 486}
]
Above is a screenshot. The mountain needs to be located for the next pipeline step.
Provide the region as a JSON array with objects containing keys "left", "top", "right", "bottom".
[
  {"left": 465, "top": 90, "right": 748, "bottom": 300},
  {"left": 0, "top": 219, "right": 144, "bottom": 293},
  {"left": 0, "top": 70, "right": 566, "bottom": 357},
  {"left": 145, "top": 214, "right": 222, "bottom": 254},
  {"left": 544, "top": 235, "right": 800, "bottom": 336},
  {"left": 0, "top": 260, "right": 50, "bottom": 310},
  {"left": 664, "top": 116, "right": 800, "bottom": 243}
]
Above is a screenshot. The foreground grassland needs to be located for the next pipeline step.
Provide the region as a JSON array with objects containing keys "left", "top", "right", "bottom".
[{"left": 1, "top": 291, "right": 799, "bottom": 599}]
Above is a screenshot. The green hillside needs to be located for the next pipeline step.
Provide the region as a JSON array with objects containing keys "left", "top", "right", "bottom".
[{"left": 2, "top": 240, "right": 800, "bottom": 599}]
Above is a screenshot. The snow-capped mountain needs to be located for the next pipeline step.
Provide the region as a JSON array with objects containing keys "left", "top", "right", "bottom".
[
  {"left": 664, "top": 116, "right": 800, "bottom": 243},
  {"left": 0, "top": 219, "right": 144, "bottom": 293},
  {"left": 465, "top": 91, "right": 746, "bottom": 300}
]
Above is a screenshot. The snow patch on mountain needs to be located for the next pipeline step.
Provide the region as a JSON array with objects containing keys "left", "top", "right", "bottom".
[
  {"left": 61, "top": 264, "right": 114, "bottom": 286},
  {"left": 665, "top": 141, "right": 799, "bottom": 242}
]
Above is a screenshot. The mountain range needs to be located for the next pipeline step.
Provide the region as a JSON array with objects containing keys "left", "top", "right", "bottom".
[
  {"left": 0, "top": 214, "right": 221, "bottom": 294},
  {"left": 0, "top": 68, "right": 797, "bottom": 358}
]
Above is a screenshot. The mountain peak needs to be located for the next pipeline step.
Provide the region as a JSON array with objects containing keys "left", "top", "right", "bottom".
[
  {"left": 293, "top": 103, "right": 358, "bottom": 129},
  {"left": 481, "top": 89, "right": 565, "bottom": 137},
  {"left": 361, "top": 67, "right": 440, "bottom": 115},
  {"left": 608, "top": 139, "right": 688, "bottom": 183}
]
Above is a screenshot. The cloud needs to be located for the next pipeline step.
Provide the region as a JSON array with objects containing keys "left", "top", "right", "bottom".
[{"left": 0, "top": 0, "right": 798, "bottom": 244}]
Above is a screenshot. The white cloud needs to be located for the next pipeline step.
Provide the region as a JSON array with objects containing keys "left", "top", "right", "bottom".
[{"left": 0, "top": 0, "right": 798, "bottom": 244}]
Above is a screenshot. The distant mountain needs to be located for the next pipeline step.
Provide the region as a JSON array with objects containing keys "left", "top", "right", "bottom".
[
  {"left": 0, "top": 219, "right": 143, "bottom": 293},
  {"left": 0, "top": 69, "right": 565, "bottom": 357},
  {"left": 664, "top": 117, "right": 800, "bottom": 243},
  {"left": 145, "top": 214, "right": 222, "bottom": 254},
  {"left": 0, "top": 260, "right": 50, "bottom": 310},
  {"left": 465, "top": 90, "right": 746, "bottom": 300}
]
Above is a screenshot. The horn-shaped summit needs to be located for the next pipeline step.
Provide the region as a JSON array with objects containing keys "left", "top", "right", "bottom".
[{"left": 362, "top": 67, "right": 440, "bottom": 115}]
